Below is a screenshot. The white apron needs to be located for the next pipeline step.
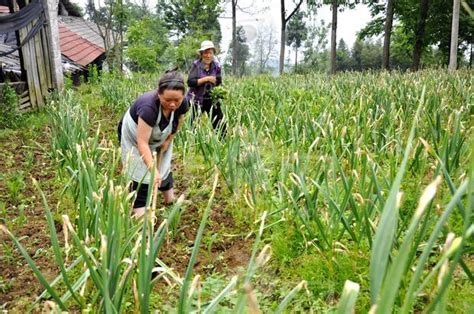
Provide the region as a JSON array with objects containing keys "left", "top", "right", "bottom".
[{"left": 121, "top": 106, "right": 174, "bottom": 184}]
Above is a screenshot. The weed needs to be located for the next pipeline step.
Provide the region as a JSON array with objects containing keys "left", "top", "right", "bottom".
[
  {"left": 0, "top": 82, "right": 21, "bottom": 129},
  {"left": 0, "top": 276, "right": 12, "bottom": 294},
  {"left": 6, "top": 171, "right": 26, "bottom": 205}
]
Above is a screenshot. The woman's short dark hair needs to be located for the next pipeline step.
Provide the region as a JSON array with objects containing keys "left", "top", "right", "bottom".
[{"left": 158, "top": 69, "right": 186, "bottom": 94}]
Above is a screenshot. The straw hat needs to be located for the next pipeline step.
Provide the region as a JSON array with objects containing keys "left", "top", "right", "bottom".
[{"left": 197, "top": 40, "right": 216, "bottom": 54}]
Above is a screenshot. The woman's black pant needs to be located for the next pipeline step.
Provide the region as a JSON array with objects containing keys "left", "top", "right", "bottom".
[{"left": 191, "top": 98, "right": 227, "bottom": 136}]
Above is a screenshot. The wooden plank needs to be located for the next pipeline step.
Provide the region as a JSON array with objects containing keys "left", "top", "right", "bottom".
[
  {"left": 19, "top": 92, "right": 32, "bottom": 111},
  {"left": 19, "top": 101, "right": 33, "bottom": 111},
  {"left": 0, "top": 82, "right": 27, "bottom": 94},
  {"left": 20, "top": 97, "right": 30, "bottom": 106},
  {"left": 13, "top": 0, "right": 37, "bottom": 109},
  {"left": 23, "top": 9, "right": 43, "bottom": 108},
  {"left": 40, "top": 28, "right": 53, "bottom": 90},
  {"left": 33, "top": 18, "right": 49, "bottom": 106}
]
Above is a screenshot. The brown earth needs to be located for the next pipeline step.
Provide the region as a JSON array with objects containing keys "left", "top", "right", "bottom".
[
  {"left": 0, "top": 125, "right": 61, "bottom": 311},
  {"left": 0, "top": 124, "right": 252, "bottom": 311}
]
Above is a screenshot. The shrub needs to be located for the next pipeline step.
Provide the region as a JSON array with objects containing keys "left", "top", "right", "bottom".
[{"left": 0, "top": 83, "right": 21, "bottom": 128}]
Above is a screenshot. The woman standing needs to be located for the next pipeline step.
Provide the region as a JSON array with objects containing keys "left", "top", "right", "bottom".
[
  {"left": 186, "top": 40, "right": 226, "bottom": 135},
  {"left": 118, "top": 70, "right": 189, "bottom": 216}
]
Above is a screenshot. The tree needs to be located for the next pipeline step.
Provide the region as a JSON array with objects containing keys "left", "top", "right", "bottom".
[
  {"left": 286, "top": 10, "right": 308, "bottom": 70},
  {"left": 362, "top": 1, "right": 395, "bottom": 70},
  {"left": 302, "top": 18, "right": 330, "bottom": 72},
  {"left": 312, "top": 0, "right": 358, "bottom": 74},
  {"left": 360, "top": 38, "right": 383, "bottom": 70},
  {"left": 156, "top": 0, "right": 222, "bottom": 70},
  {"left": 336, "top": 38, "right": 351, "bottom": 71},
  {"left": 351, "top": 38, "right": 363, "bottom": 71},
  {"left": 227, "top": 0, "right": 265, "bottom": 76},
  {"left": 362, "top": 0, "right": 473, "bottom": 69},
  {"left": 157, "top": 0, "right": 222, "bottom": 44},
  {"left": 329, "top": 0, "right": 338, "bottom": 74},
  {"left": 412, "top": 0, "right": 430, "bottom": 71},
  {"left": 253, "top": 24, "right": 278, "bottom": 74},
  {"left": 86, "top": 0, "right": 127, "bottom": 71},
  {"left": 449, "top": 0, "right": 461, "bottom": 71},
  {"left": 231, "top": 0, "right": 238, "bottom": 75},
  {"left": 389, "top": 26, "right": 416, "bottom": 70},
  {"left": 175, "top": 34, "right": 209, "bottom": 70},
  {"left": 383, "top": 0, "right": 395, "bottom": 70},
  {"left": 226, "top": 26, "right": 250, "bottom": 76},
  {"left": 126, "top": 16, "right": 171, "bottom": 72},
  {"left": 279, "top": 0, "right": 304, "bottom": 74}
]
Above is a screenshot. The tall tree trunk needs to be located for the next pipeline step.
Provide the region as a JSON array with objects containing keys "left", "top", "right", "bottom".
[
  {"left": 295, "top": 47, "right": 298, "bottom": 70},
  {"left": 232, "top": 0, "right": 237, "bottom": 76},
  {"left": 279, "top": 0, "right": 303, "bottom": 75},
  {"left": 448, "top": 0, "right": 460, "bottom": 71},
  {"left": 412, "top": 0, "right": 429, "bottom": 71},
  {"left": 330, "top": 0, "right": 338, "bottom": 75},
  {"left": 119, "top": 0, "right": 124, "bottom": 73},
  {"left": 279, "top": 0, "right": 286, "bottom": 75},
  {"left": 382, "top": 0, "right": 395, "bottom": 70},
  {"left": 470, "top": 43, "right": 473, "bottom": 69}
]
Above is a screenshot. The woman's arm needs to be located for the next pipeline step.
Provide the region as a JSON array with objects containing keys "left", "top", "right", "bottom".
[
  {"left": 187, "top": 63, "right": 199, "bottom": 87},
  {"left": 136, "top": 117, "right": 161, "bottom": 184},
  {"left": 216, "top": 64, "right": 222, "bottom": 86},
  {"left": 187, "top": 62, "right": 216, "bottom": 87}
]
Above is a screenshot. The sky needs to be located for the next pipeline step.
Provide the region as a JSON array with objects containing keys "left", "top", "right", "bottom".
[
  {"left": 74, "top": 0, "right": 372, "bottom": 61},
  {"left": 218, "top": 1, "right": 372, "bottom": 48},
  {"left": 217, "top": 1, "right": 372, "bottom": 62}
]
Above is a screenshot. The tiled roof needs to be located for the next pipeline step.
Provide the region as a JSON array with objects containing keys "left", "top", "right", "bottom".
[
  {"left": 58, "top": 23, "right": 104, "bottom": 66},
  {"left": 59, "top": 16, "right": 106, "bottom": 48},
  {"left": 0, "top": 10, "right": 108, "bottom": 68}
]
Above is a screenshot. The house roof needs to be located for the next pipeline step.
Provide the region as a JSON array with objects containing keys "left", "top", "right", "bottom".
[
  {"left": 59, "top": 23, "right": 104, "bottom": 66},
  {"left": 0, "top": 43, "right": 84, "bottom": 74},
  {"left": 59, "top": 15, "right": 106, "bottom": 49},
  {"left": 0, "top": 5, "right": 109, "bottom": 69}
]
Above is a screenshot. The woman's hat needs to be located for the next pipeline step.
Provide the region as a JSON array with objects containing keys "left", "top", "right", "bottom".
[{"left": 198, "top": 40, "right": 216, "bottom": 53}]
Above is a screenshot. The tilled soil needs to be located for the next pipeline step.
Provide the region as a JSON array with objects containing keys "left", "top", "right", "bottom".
[{"left": 0, "top": 124, "right": 252, "bottom": 311}]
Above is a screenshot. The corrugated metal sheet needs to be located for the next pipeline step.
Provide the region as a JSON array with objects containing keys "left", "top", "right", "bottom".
[{"left": 59, "top": 24, "right": 104, "bottom": 66}]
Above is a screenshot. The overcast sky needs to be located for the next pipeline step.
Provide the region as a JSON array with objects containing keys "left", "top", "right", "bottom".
[
  {"left": 74, "top": 0, "right": 372, "bottom": 59},
  {"left": 218, "top": 1, "right": 371, "bottom": 48}
]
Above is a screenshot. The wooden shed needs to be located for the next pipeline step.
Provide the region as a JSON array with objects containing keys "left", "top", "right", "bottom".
[{"left": 0, "top": 0, "right": 63, "bottom": 111}]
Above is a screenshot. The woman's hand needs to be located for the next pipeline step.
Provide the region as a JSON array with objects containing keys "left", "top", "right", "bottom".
[
  {"left": 206, "top": 76, "right": 217, "bottom": 84},
  {"left": 153, "top": 167, "right": 162, "bottom": 188},
  {"left": 161, "top": 134, "right": 173, "bottom": 152},
  {"left": 197, "top": 76, "right": 216, "bottom": 86}
]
